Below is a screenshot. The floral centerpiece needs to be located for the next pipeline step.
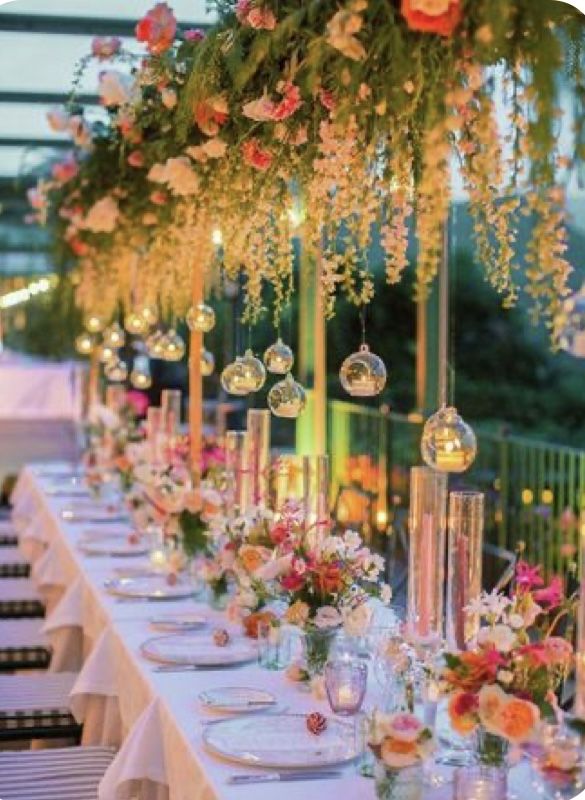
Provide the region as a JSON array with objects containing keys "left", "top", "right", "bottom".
[
  {"left": 367, "top": 711, "right": 435, "bottom": 800},
  {"left": 444, "top": 561, "right": 575, "bottom": 767}
]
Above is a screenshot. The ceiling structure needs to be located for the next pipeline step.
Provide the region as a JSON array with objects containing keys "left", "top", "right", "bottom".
[{"left": 0, "top": 0, "right": 215, "bottom": 276}]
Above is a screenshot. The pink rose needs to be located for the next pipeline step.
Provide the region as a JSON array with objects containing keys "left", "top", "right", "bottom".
[
  {"left": 543, "top": 636, "right": 573, "bottom": 667},
  {"left": 241, "top": 138, "right": 273, "bottom": 170},
  {"left": 184, "top": 28, "right": 205, "bottom": 41},
  {"left": 533, "top": 576, "right": 563, "bottom": 609},
  {"left": 150, "top": 190, "right": 168, "bottom": 206},
  {"left": 51, "top": 155, "right": 79, "bottom": 184},
  {"left": 271, "top": 82, "right": 302, "bottom": 121},
  {"left": 136, "top": 2, "right": 177, "bottom": 55},
  {"left": 91, "top": 36, "right": 122, "bottom": 60},
  {"left": 127, "top": 150, "right": 145, "bottom": 168},
  {"left": 247, "top": 7, "right": 276, "bottom": 29}
]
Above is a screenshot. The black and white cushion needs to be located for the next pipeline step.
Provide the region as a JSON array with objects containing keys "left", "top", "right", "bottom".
[
  {"left": 0, "top": 547, "right": 30, "bottom": 578},
  {"left": 0, "top": 520, "right": 18, "bottom": 547},
  {"left": 0, "top": 672, "right": 80, "bottom": 742},
  {"left": 0, "top": 577, "right": 44, "bottom": 618},
  {"left": 0, "top": 618, "right": 51, "bottom": 670},
  {"left": 0, "top": 746, "right": 117, "bottom": 800}
]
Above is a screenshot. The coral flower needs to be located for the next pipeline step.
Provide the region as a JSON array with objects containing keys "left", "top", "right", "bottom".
[
  {"left": 314, "top": 564, "right": 343, "bottom": 595},
  {"left": 127, "top": 150, "right": 145, "bottom": 168},
  {"left": 448, "top": 692, "right": 479, "bottom": 735},
  {"left": 497, "top": 698, "right": 540, "bottom": 743},
  {"left": 401, "top": 0, "right": 462, "bottom": 37},
  {"left": 193, "top": 95, "right": 229, "bottom": 137},
  {"left": 51, "top": 156, "right": 79, "bottom": 184},
  {"left": 444, "top": 649, "right": 506, "bottom": 693},
  {"left": 136, "top": 2, "right": 177, "bottom": 55},
  {"left": 241, "top": 138, "right": 273, "bottom": 170}
]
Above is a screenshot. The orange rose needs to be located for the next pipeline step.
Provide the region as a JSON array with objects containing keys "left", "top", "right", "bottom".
[
  {"left": 238, "top": 545, "right": 270, "bottom": 574},
  {"left": 242, "top": 610, "right": 276, "bottom": 639},
  {"left": 496, "top": 699, "right": 539, "bottom": 743},
  {"left": 315, "top": 564, "right": 343, "bottom": 595},
  {"left": 401, "top": 0, "right": 462, "bottom": 37}
]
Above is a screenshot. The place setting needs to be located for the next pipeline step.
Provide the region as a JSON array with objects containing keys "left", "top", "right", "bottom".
[
  {"left": 141, "top": 628, "right": 257, "bottom": 672},
  {"left": 104, "top": 574, "right": 197, "bottom": 603},
  {"left": 78, "top": 531, "right": 150, "bottom": 557}
]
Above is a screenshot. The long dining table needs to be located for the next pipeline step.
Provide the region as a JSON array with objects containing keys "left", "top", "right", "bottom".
[{"left": 10, "top": 463, "right": 534, "bottom": 800}]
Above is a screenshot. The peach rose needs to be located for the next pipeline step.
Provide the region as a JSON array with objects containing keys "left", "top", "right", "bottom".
[
  {"left": 401, "top": 0, "right": 462, "bottom": 37},
  {"left": 238, "top": 544, "right": 271, "bottom": 574},
  {"left": 496, "top": 698, "right": 539, "bottom": 743}
]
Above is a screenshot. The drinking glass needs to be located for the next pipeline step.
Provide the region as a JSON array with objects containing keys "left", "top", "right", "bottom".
[
  {"left": 257, "top": 620, "right": 290, "bottom": 670},
  {"left": 324, "top": 658, "right": 368, "bottom": 715}
]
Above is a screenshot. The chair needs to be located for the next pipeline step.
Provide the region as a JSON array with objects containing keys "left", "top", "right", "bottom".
[
  {"left": 0, "top": 547, "right": 30, "bottom": 578},
  {"left": 0, "top": 672, "right": 81, "bottom": 744},
  {"left": 0, "top": 745, "right": 116, "bottom": 800},
  {"left": 0, "top": 577, "right": 44, "bottom": 618},
  {"left": 0, "top": 618, "right": 51, "bottom": 671}
]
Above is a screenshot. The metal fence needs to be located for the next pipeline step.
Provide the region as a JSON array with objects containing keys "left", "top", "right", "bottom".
[{"left": 325, "top": 400, "right": 584, "bottom": 578}]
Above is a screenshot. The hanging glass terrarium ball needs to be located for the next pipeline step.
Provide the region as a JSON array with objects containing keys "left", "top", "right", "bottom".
[
  {"left": 186, "top": 303, "right": 216, "bottom": 333},
  {"left": 124, "top": 311, "right": 148, "bottom": 336},
  {"left": 140, "top": 305, "right": 158, "bottom": 328},
  {"left": 268, "top": 373, "right": 306, "bottom": 419},
  {"left": 263, "top": 338, "right": 294, "bottom": 375},
  {"left": 84, "top": 313, "right": 106, "bottom": 334},
  {"left": 161, "top": 329, "right": 185, "bottom": 362},
  {"left": 130, "top": 355, "right": 152, "bottom": 390},
  {"left": 421, "top": 405, "right": 477, "bottom": 473},
  {"left": 220, "top": 357, "right": 250, "bottom": 396},
  {"left": 339, "top": 344, "right": 387, "bottom": 398},
  {"left": 240, "top": 349, "right": 267, "bottom": 392},
  {"left": 99, "top": 344, "right": 118, "bottom": 364},
  {"left": 75, "top": 332, "right": 95, "bottom": 356},
  {"left": 102, "top": 322, "right": 125, "bottom": 349},
  {"left": 104, "top": 358, "right": 128, "bottom": 383},
  {"left": 201, "top": 347, "right": 215, "bottom": 377},
  {"left": 146, "top": 331, "right": 164, "bottom": 359}
]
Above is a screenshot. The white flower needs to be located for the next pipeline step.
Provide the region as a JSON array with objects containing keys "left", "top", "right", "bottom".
[
  {"left": 254, "top": 552, "right": 293, "bottom": 581},
  {"left": 342, "top": 603, "right": 372, "bottom": 636},
  {"left": 47, "top": 107, "right": 70, "bottom": 132},
  {"left": 497, "top": 669, "right": 514, "bottom": 685},
  {"left": 82, "top": 196, "right": 120, "bottom": 233},
  {"left": 477, "top": 624, "right": 516, "bottom": 653},
  {"left": 507, "top": 613, "right": 524, "bottom": 630},
  {"left": 88, "top": 403, "right": 120, "bottom": 430},
  {"left": 163, "top": 157, "right": 199, "bottom": 196},
  {"left": 236, "top": 588, "right": 258, "bottom": 609},
  {"left": 160, "top": 87, "right": 177, "bottom": 109},
  {"left": 465, "top": 589, "right": 511, "bottom": 622},
  {"left": 98, "top": 70, "right": 135, "bottom": 107},
  {"left": 343, "top": 529, "right": 362, "bottom": 552},
  {"left": 380, "top": 583, "right": 393, "bottom": 605},
  {"left": 313, "top": 606, "right": 342, "bottom": 629}
]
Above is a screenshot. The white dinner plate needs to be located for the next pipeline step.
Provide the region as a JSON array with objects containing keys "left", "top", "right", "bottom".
[
  {"left": 104, "top": 576, "right": 195, "bottom": 600},
  {"left": 140, "top": 633, "right": 256, "bottom": 666},
  {"left": 78, "top": 534, "right": 149, "bottom": 557},
  {"left": 203, "top": 714, "right": 358, "bottom": 768},
  {"left": 149, "top": 612, "right": 207, "bottom": 633},
  {"left": 199, "top": 686, "right": 276, "bottom": 713}
]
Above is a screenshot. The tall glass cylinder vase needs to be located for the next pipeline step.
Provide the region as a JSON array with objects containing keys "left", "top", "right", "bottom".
[
  {"left": 146, "top": 406, "right": 163, "bottom": 464},
  {"left": 446, "top": 491, "right": 484, "bottom": 651},
  {"left": 225, "top": 430, "right": 249, "bottom": 515},
  {"left": 575, "top": 525, "right": 585, "bottom": 718},
  {"left": 272, "top": 455, "right": 304, "bottom": 513},
  {"left": 161, "top": 389, "right": 181, "bottom": 438},
  {"left": 245, "top": 409, "right": 270, "bottom": 508},
  {"left": 406, "top": 466, "right": 447, "bottom": 648},
  {"left": 105, "top": 385, "right": 125, "bottom": 413},
  {"left": 304, "top": 455, "right": 330, "bottom": 547}
]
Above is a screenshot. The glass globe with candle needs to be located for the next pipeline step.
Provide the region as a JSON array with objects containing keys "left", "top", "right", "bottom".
[
  {"left": 239, "top": 349, "right": 266, "bottom": 392},
  {"left": 263, "top": 338, "right": 294, "bottom": 374},
  {"left": 220, "top": 357, "right": 250, "bottom": 396},
  {"left": 75, "top": 332, "right": 95, "bottom": 355},
  {"left": 146, "top": 330, "right": 165, "bottom": 359},
  {"left": 186, "top": 302, "right": 216, "bottom": 333},
  {"left": 104, "top": 357, "right": 127, "bottom": 382},
  {"left": 99, "top": 344, "right": 118, "bottom": 364},
  {"left": 130, "top": 355, "right": 152, "bottom": 389},
  {"left": 84, "top": 312, "right": 106, "bottom": 333},
  {"left": 140, "top": 305, "right": 158, "bottom": 328},
  {"left": 268, "top": 373, "right": 306, "bottom": 418},
  {"left": 421, "top": 406, "right": 477, "bottom": 473},
  {"left": 340, "top": 344, "right": 387, "bottom": 397},
  {"left": 102, "top": 322, "right": 125, "bottom": 349},
  {"left": 161, "top": 329, "right": 185, "bottom": 362},
  {"left": 124, "top": 311, "right": 148, "bottom": 336}
]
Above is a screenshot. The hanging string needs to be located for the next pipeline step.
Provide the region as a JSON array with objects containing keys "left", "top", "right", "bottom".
[
  {"left": 437, "top": 214, "right": 450, "bottom": 409},
  {"left": 360, "top": 305, "right": 367, "bottom": 347},
  {"left": 449, "top": 205, "right": 457, "bottom": 407}
]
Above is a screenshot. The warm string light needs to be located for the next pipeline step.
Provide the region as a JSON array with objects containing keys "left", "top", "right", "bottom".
[{"left": 0, "top": 277, "right": 54, "bottom": 310}]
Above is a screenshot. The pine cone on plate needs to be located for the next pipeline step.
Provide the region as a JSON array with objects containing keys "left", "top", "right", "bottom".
[
  {"left": 212, "top": 628, "right": 230, "bottom": 647},
  {"left": 306, "top": 712, "right": 327, "bottom": 735}
]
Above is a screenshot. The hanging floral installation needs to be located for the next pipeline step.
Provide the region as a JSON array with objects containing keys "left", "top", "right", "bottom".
[{"left": 27, "top": 0, "right": 585, "bottom": 342}]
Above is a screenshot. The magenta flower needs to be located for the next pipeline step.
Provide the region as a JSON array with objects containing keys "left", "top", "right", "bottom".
[
  {"left": 533, "top": 576, "right": 563, "bottom": 609},
  {"left": 515, "top": 560, "right": 544, "bottom": 591}
]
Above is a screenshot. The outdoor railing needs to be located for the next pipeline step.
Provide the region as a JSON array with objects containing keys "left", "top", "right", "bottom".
[{"left": 324, "top": 398, "right": 583, "bottom": 578}]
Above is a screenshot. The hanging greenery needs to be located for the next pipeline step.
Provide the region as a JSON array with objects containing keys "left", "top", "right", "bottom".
[{"left": 27, "top": 0, "right": 585, "bottom": 343}]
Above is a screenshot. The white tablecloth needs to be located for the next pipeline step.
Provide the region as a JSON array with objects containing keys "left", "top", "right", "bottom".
[
  {"left": 11, "top": 464, "right": 537, "bottom": 800},
  {"left": 0, "top": 361, "right": 83, "bottom": 420}
]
